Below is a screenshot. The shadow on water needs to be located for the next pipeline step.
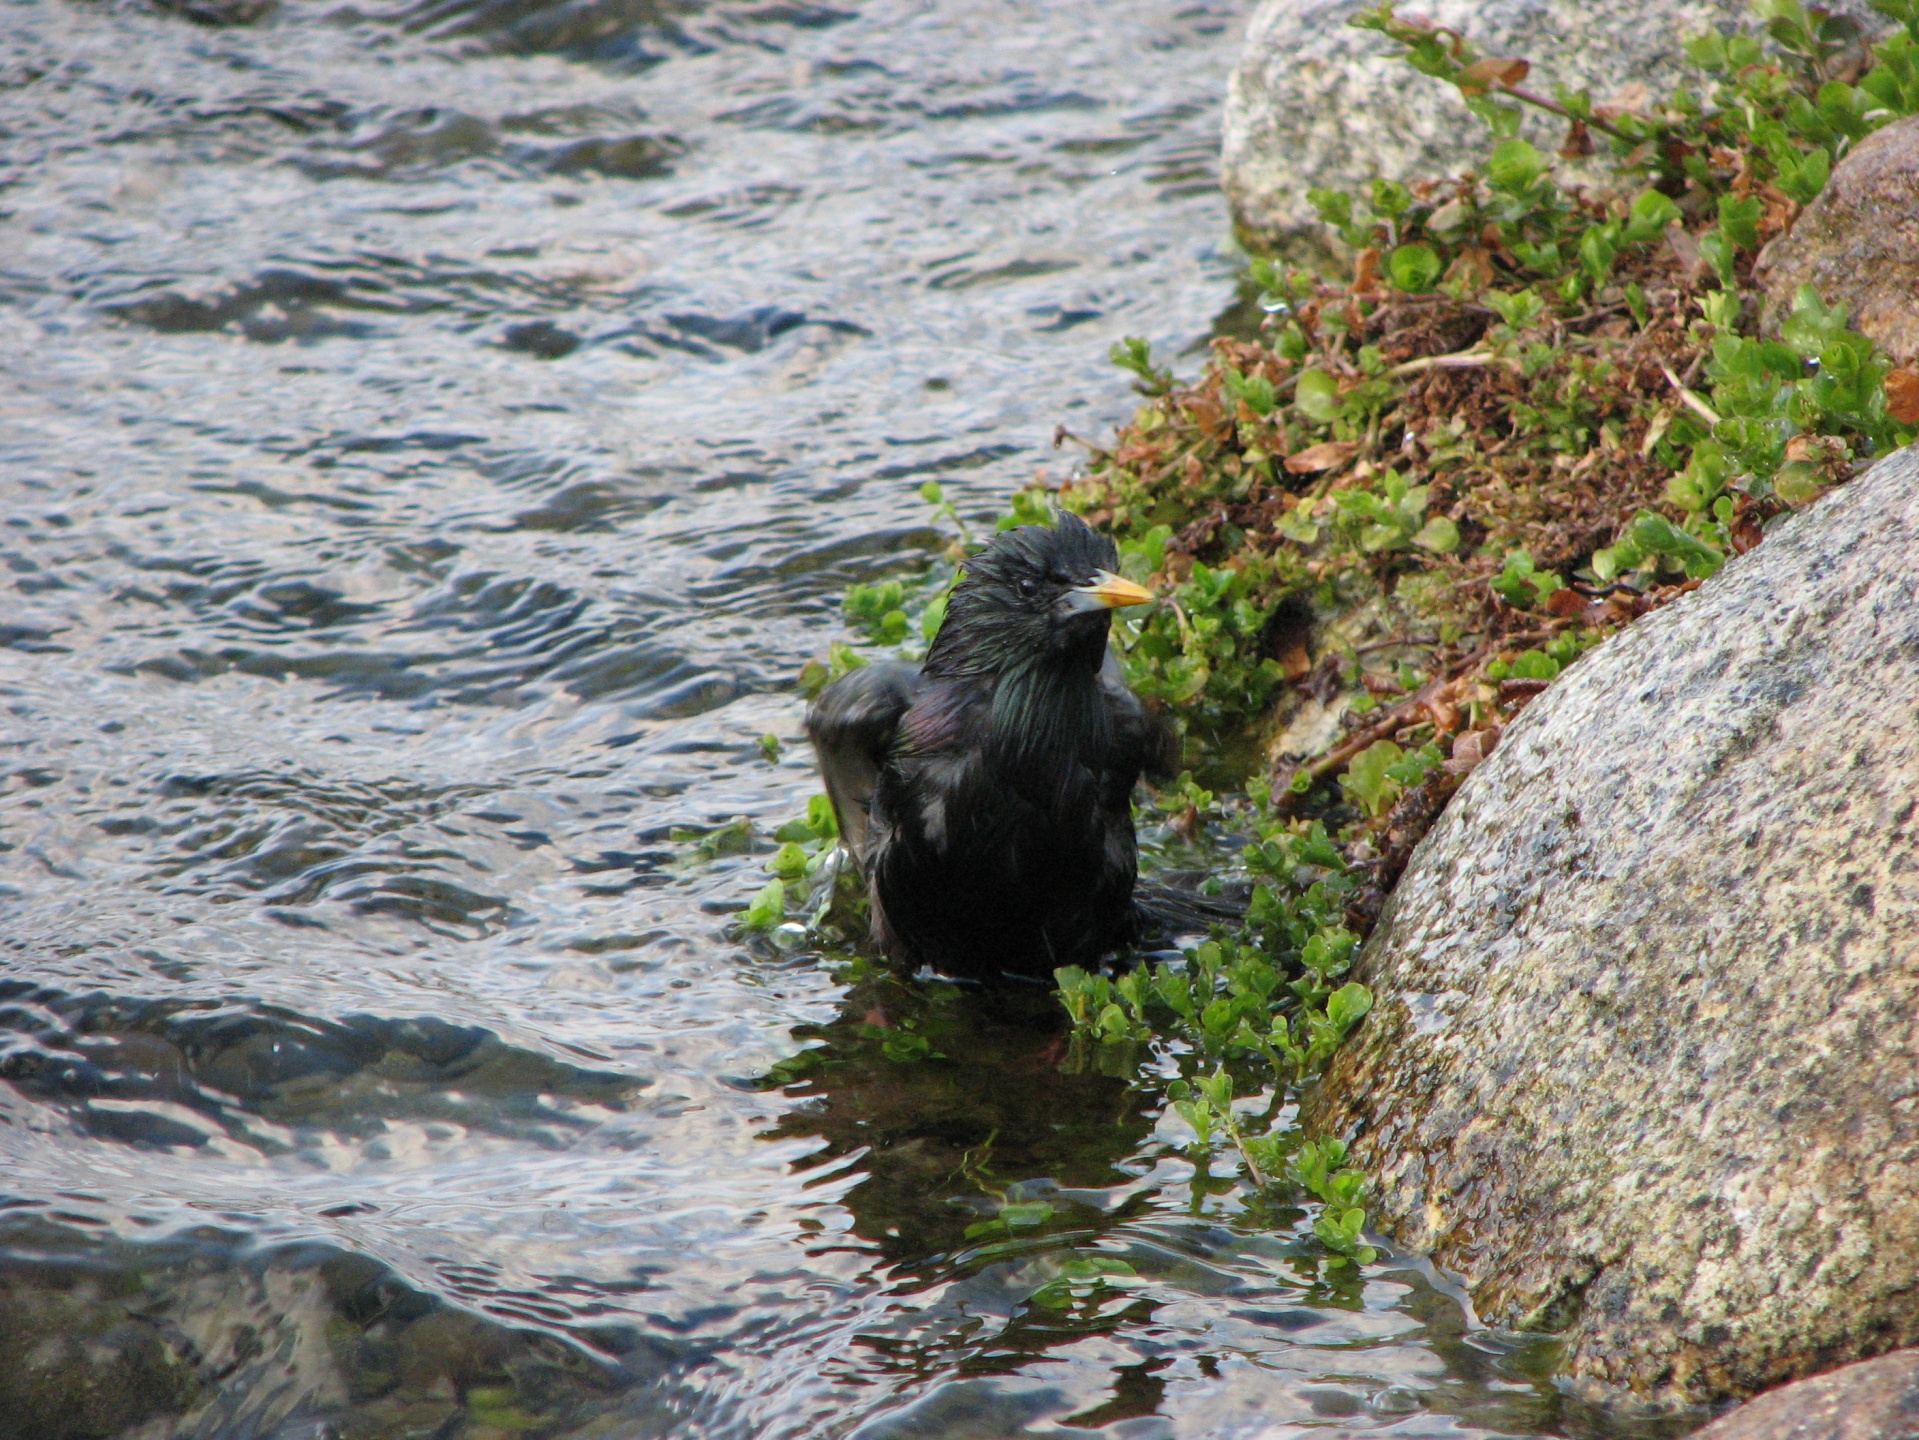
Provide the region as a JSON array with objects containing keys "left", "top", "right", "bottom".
[
  {"left": 0, "top": 1217, "right": 680, "bottom": 1440},
  {"left": 747, "top": 962, "right": 1623, "bottom": 1440},
  {"left": 760, "top": 964, "right": 1155, "bottom": 1274}
]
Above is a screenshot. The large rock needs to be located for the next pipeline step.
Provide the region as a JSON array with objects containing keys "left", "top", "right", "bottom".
[
  {"left": 1692, "top": 1349, "right": 1919, "bottom": 1440},
  {"left": 1223, "top": 0, "right": 1882, "bottom": 256},
  {"left": 1304, "top": 445, "right": 1919, "bottom": 1404},
  {"left": 1760, "top": 115, "right": 1919, "bottom": 364}
]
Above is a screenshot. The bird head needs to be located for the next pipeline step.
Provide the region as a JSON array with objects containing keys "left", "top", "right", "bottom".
[{"left": 923, "top": 512, "right": 1153, "bottom": 679}]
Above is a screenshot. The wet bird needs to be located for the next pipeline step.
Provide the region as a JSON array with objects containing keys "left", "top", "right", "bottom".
[{"left": 806, "top": 513, "right": 1177, "bottom": 981}]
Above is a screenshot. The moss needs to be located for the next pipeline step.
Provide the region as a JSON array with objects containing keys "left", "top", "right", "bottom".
[{"left": 0, "top": 1277, "right": 202, "bottom": 1440}]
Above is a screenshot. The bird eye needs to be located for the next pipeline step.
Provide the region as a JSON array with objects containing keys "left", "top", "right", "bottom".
[{"left": 1017, "top": 578, "right": 1038, "bottom": 600}]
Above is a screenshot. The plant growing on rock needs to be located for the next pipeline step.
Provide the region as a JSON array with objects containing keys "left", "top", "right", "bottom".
[
  {"left": 1061, "top": 0, "right": 1919, "bottom": 909},
  {"left": 732, "top": 0, "right": 1919, "bottom": 1285}
]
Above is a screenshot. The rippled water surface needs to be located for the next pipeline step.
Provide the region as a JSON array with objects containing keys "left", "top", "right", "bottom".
[{"left": 0, "top": 0, "right": 1593, "bottom": 1434}]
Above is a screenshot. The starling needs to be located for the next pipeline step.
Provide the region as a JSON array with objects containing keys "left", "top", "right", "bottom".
[{"left": 806, "top": 513, "right": 1177, "bottom": 980}]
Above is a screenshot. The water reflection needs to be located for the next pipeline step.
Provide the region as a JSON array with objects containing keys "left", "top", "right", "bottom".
[
  {"left": 763, "top": 964, "right": 1155, "bottom": 1270},
  {"left": 754, "top": 962, "right": 1575, "bottom": 1438}
]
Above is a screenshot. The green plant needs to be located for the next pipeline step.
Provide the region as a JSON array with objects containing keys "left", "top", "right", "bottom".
[
  {"left": 739, "top": 878, "right": 786, "bottom": 934},
  {"left": 1055, "top": 792, "right": 1378, "bottom": 1266},
  {"left": 726, "top": 0, "right": 1919, "bottom": 1284},
  {"left": 670, "top": 814, "right": 756, "bottom": 862},
  {"left": 1111, "top": 336, "right": 1175, "bottom": 397},
  {"left": 1067, "top": 0, "right": 1919, "bottom": 758},
  {"left": 1290, "top": 1139, "right": 1380, "bottom": 1266},
  {"left": 725, "top": 793, "right": 866, "bottom": 940},
  {"left": 1027, "top": 1254, "right": 1141, "bottom": 1310},
  {"left": 1042, "top": 0, "right": 1919, "bottom": 1283}
]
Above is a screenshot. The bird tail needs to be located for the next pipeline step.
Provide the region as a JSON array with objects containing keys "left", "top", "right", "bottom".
[{"left": 1132, "top": 874, "right": 1248, "bottom": 948}]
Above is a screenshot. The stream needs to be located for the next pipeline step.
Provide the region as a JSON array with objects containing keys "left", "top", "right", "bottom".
[{"left": 0, "top": 0, "right": 1617, "bottom": 1433}]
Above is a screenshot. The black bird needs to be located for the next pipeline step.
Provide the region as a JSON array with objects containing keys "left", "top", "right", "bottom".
[{"left": 805, "top": 513, "right": 1177, "bottom": 981}]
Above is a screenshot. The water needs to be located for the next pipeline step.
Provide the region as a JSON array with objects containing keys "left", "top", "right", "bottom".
[{"left": 0, "top": 0, "right": 1591, "bottom": 1433}]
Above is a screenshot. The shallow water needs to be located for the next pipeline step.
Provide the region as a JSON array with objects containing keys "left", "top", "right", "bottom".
[{"left": 0, "top": 0, "right": 1638, "bottom": 1434}]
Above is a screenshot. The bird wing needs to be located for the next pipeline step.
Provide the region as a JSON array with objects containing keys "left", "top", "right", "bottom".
[
  {"left": 1100, "top": 649, "right": 1179, "bottom": 784},
  {"left": 804, "top": 662, "right": 923, "bottom": 866}
]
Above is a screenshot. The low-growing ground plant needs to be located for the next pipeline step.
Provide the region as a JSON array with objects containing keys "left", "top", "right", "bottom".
[
  {"left": 1063, "top": 0, "right": 1919, "bottom": 910},
  {"left": 711, "top": 0, "right": 1919, "bottom": 1290}
]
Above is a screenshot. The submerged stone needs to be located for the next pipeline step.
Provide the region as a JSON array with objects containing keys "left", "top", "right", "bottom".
[{"left": 1305, "top": 446, "right": 1919, "bottom": 1403}]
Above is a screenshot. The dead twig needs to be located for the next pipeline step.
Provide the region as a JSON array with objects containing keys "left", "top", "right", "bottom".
[
  {"left": 1054, "top": 425, "right": 1112, "bottom": 460},
  {"left": 1662, "top": 363, "right": 1722, "bottom": 426},
  {"left": 1387, "top": 349, "right": 1521, "bottom": 379},
  {"left": 1274, "top": 642, "right": 1496, "bottom": 805}
]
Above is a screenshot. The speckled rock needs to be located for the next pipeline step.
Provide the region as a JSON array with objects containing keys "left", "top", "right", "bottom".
[
  {"left": 1760, "top": 115, "right": 1919, "bottom": 363},
  {"left": 1693, "top": 1349, "right": 1919, "bottom": 1440},
  {"left": 1304, "top": 444, "right": 1919, "bottom": 1404},
  {"left": 1223, "top": 0, "right": 1885, "bottom": 256}
]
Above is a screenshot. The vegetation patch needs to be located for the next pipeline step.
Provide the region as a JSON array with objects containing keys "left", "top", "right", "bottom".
[{"left": 698, "top": 0, "right": 1919, "bottom": 1299}]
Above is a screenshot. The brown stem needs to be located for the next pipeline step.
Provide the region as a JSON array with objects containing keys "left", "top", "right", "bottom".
[
  {"left": 1054, "top": 424, "right": 1112, "bottom": 460},
  {"left": 1224, "top": 1113, "right": 1274, "bottom": 1190},
  {"left": 1274, "top": 640, "right": 1512, "bottom": 806},
  {"left": 1354, "top": 635, "right": 1441, "bottom": 654},
  {"left": 1496, "top": 81, "right": 1632, "bottom": 142}
]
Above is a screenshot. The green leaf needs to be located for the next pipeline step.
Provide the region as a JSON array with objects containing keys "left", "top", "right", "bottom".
[
  {"left": 1627, "top": 511, "right": 1725, "bottom": 578},
  {"left": 1578, "top": 224, "right": 1617, "bottom": 284},
  {"left": 1623, "top": 189, "right": 1681, "bottom": 244},
  {"left": 999, "top": 1201, "right": 1055, "bottom": 1228},
  {"left": 1388, "top": 242, "right": 1443, "bottom": 293},
  {"left": 1371, "top": 178, "right": 1414, "bottom": 218},
  {"left": 1110, "top": 336, "right": 1174, "bottom": 395},
  {"left": 1686, "top": 30, "right": 1727, "bottom": 67},
  {"left": 1295, "top": 369, "right": 1342, "bottom": 424},
  {"left": 807, "top": 793, "right": 838, "bottom": 840},
  {"left": 1224, "top": 368, "right": 1278, "bottom": 416},
  {"left": 881, "top": 1029, "right": 934, "bottom": 1063},
  {"left": 1698, "top": 227, "right": 1737, "bottom": 288},
  {"left": 1384, "top": 741, "right": 1442, "bottom": 788},
  {"left": 1412, "top": 514, "right": 1459, "bottom": 553},
  {"left": 1487, "top": 138, "right": 1546, "bottom": 193},
  {"left": 1491, "top": 550, "right": 1563, "bottom": 608},
  {"left": 921, "top": 592, "right": 948, "bottom": 643},
  {"left": 1509, "top": 649, "right": 1561, "bottom": 681},
  {"left": 1774, "top": 460, "right": 1826, "bottom": 505},
  {"left": 1308, "top": 187, "right": 1354, "bottom": 229},
  {"left": 1781, "top": 284, "right": 1849, "bottom": 358},
  {"left": 1062, "top": 1255, "right": 1136, "bottom": 1280},
  {"left": 740, "top": 879, "right": 786, "bottom": 932},
  {"left": 1718, "top": 193, "right": 1763, "bottom": 250},
  {"left": 768, "top": 842, "right": 810, "bottom": 880},
  {"left": 1485, "top": 287, "right": 1545, "bottom": 330},
  {"left": 676, "top": 814, "right": 757, "bottom": 861},
  {"left": 1326, "top": 982, "right": 1373, "bottom": 1035},
  {"left": 1340, "top": 740, "right": 1405, "bottom": 818}
]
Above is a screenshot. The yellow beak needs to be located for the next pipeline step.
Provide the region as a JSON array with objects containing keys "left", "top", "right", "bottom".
[{"left": 1073, "top": 570, "right": 1155, "bottom": 610}]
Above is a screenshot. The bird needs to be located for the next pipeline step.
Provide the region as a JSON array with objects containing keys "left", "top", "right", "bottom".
[{"left": 805, "top": 512, "right": 1179, "bottom": 981}]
